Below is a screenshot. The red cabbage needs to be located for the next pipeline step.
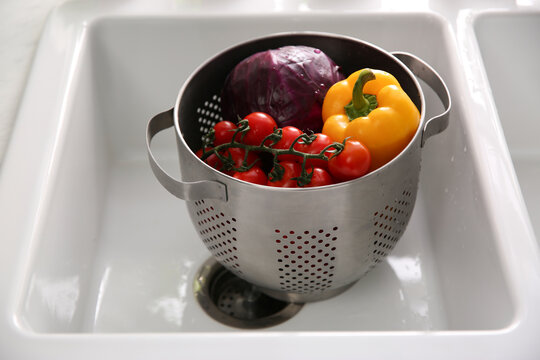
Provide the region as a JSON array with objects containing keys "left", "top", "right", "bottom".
[{"left": 221, "top": 45, "right": 344, "bottom": 133}]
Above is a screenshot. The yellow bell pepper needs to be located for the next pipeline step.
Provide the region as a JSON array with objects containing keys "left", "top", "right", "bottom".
[{"left": 322, "top": 68, "right": 420, "bottom": 171}]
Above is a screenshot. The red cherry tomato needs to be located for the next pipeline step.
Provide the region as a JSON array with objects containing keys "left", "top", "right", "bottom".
[
  {"left": 328, "top": 139, "right": 371, "bottom": 182},
  {"left": 213, "top": 121, "right": 238, "bottom": 145},
  {"left": 271, "top": 126, "right": 304, "bottom": 162},
  {"left": 196, "top": 148, "right": 222, "bottom": 170},
  {"left": 241, "top": 112, "right": 278, "bottom": 146},
  {"left": 267, "top": 161, "right": 301, "bottom": 188},
  {"left": 233, "top": 166, "right": 267, "bottom": 185},
  {"left": 294, "top": 133, "right": 334, "bottom": 169},
  {"left": 302, "top": 167, "right": 334, "bottom": 187},
  {"left": 222, "top": 147, "right": 260, "bottom": 169}
]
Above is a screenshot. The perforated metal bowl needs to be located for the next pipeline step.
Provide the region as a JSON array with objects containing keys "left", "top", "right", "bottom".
[{"left": 147, "top": 32, "right": 450, "bottom": 302}]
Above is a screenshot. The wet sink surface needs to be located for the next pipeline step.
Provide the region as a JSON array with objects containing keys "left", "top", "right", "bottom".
[{"left": 1, "top": 4, "right": 540, "bottom": 360}]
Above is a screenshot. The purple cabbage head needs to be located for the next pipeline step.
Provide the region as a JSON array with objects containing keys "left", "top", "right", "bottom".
[{"left": 221, "top": 45, "right": 344, "bottom": 133}]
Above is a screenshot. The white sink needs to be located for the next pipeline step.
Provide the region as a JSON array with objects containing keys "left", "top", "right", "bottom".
[
  {"left": 1, "top": 3, "right": 539, "bottom": 359},
  {"left": 472, "top": 10, "right": 540, "bottom": 242}
]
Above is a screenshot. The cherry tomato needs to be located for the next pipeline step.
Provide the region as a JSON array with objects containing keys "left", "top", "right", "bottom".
[
  {"left": 271, "top": 126, "right": 304, "bottom": 162},
  {"left": 213, "top": 121, "right": 238, "bottom": 145},
  {"left": 222, "top": 147, "right": 260, "bottom": 170},
  {"left": 294, "top": 133, "right": 334, "bottom": 169},
  {"left": 328, "top": 139, "right": 371, "bottom": 182},
  {"left": 195, "top": 148, "right": 205, "bottom": 158},
  {"left": 267, "top": 161, "right": 301, "bottom": 188},
  {"left": 302, "top": 167, "right": 334, "bottom": 187},
  {"left": 233, "top": 166, "right": 267, "bottom": 185},
  {"left": 196, "top": 148, "right": 222, "bottom": 170},
  {"left": 241, "top": 112, "right": 278, "bottom": 146}
]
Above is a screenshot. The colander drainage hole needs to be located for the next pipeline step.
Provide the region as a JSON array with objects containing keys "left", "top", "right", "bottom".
[{"left": 194, "top": 258, "right": 303, "bottom": 329}]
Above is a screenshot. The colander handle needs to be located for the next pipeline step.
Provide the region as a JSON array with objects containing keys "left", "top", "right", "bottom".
[
  {"left": 392, "top": 52, "right": 452, "bottom": 147},
  {"left": 146, "top": 109, "right": 228, "bottom": 201}
]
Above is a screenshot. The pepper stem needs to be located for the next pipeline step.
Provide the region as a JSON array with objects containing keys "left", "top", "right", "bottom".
[{"left": 344, "top": 69, "right": 378, "bottom": 120}]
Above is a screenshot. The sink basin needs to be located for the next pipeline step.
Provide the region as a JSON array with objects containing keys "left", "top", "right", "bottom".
[
  {"left": 1, "top": 3, "right": 540, "bottom": 359},
  {"left": 473, "top": 11, "right": 540, "bottom": 242}
]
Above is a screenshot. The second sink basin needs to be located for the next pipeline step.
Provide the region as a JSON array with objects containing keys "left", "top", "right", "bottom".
[{"left": 474, "top": 11, "right": 540, "bottom": 241}]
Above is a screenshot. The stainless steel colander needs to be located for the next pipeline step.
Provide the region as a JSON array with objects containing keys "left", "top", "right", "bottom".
[{"left": 146, "top": 32, "right": 451, "bottom": 303}]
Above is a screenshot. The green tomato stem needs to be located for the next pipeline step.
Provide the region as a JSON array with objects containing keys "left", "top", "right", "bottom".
[{"left": 200, "top": 120, "right": 345, "bottom": 185}]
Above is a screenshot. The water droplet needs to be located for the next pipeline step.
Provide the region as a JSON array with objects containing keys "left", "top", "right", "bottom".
[
  {"left": 450, "top": 155, "right": 455, "bottom": 162},
  {"left": 463, "top": 146, "right": 468, "bottom": 153},
  {"left": 314, "top": 49, "right": 321, "bottom": 54}
]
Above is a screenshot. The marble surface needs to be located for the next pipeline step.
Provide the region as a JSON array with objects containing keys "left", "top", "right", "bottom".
[{"left": 0, "top": 0, "right": 67, "bottom": 164}]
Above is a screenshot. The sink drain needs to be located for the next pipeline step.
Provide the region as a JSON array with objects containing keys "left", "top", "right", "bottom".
[{"left": 194, "top": 258, "right": 303, "bottom": 329}]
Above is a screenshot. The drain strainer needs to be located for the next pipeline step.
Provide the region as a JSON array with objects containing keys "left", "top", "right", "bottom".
[{"left": 194, "top": 258, "right": 303, "bottom": 329}]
